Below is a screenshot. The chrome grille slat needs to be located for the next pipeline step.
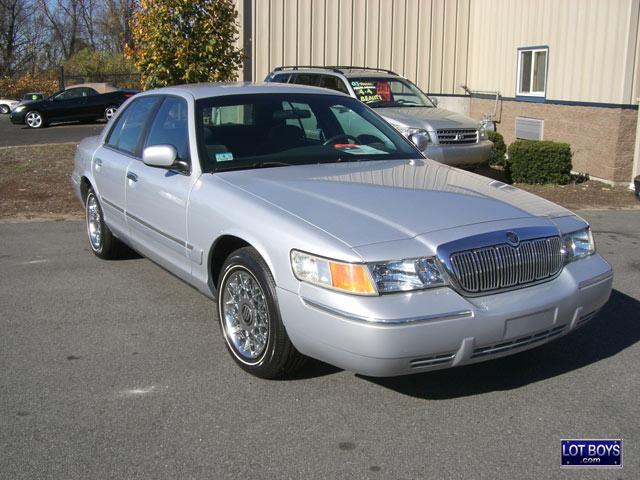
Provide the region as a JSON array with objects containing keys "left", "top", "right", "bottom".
[
  {"left": 471, "top": 325, "right": 566, "bottom": 358},
  {"left": 450, "top": 236, "right": 563, "bottom": 294},
  {"left": 436, "top": 128, "right": 478, "bottom": 145}
]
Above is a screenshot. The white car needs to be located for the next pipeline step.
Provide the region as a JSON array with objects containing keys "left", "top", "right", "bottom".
[{"left": 0, "top": 98, "right": 18, "bottom": 114}]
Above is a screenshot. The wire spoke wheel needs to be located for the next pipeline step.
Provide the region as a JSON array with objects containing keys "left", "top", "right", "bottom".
[
  {"left": 221, "top": 269, "right": 269, "bottom": 361},
  {"left": 86, "top": 193, "right": 103, "bottom": 252}
]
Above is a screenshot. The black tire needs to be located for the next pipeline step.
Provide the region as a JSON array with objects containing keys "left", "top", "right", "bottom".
[
  {"left": 25, "top": 110, "right": 45, "bottom": 129},
  {"left": 217, "top": 247, "right": 306, "bottom": 379},
  {"left": 0, "top": 104, "right": 9, "bottom": 114},
  {"left": 85, "top": 188, "right": 127, "bottom": 259}
]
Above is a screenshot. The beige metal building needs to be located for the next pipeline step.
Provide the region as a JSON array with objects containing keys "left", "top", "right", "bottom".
[{"left": 234, "top": 0, "right": 640, "bottom": 185}]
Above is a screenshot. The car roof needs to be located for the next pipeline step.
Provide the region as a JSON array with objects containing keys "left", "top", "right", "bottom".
[
  {"left": 137, "top": 82, "right": 351, "bottom": 100},
  {"left": 66, "top": 82, "right": 118, "bottom": 93}
]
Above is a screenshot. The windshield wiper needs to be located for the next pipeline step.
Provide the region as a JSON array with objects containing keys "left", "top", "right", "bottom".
[
  {"left": 214, "top": 159, "right": 294, "bottom": 172},
  {"left": 260, "top": 160, "right": 294, "bottom": 168},
  {"left": 214, "top": 162, "right": 259, "bottom": 172}
]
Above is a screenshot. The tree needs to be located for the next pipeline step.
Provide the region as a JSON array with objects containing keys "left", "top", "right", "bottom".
[
  {"left": 99, "top": 0, "right": 136, "bottom": 53},
  {"left": 0, "top": 0, "right": 31, "bottom": 76},
  {"left": 127, "top": 0, "right": 244, "bottom": 89},
  {"left": 38, "top": 0, "right": 84, "bottom": 61}
]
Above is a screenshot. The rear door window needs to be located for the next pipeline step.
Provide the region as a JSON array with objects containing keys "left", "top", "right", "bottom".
[
  {"left": 318, "top": 75, "right": 349, "bottom": 94},
  {"left": 291, "top": 73, "right": 320, "bottom": 87}
]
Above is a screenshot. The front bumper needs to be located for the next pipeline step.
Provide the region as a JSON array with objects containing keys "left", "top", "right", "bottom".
[
  {"left": 424, "top": 139, "right": 492, "bottom": 167},
  {"left": 277, "top": 253, "right": 613, "bottom": 377},
  {"left": 9, "top": 110, "right": 26, "bottom": 124}
]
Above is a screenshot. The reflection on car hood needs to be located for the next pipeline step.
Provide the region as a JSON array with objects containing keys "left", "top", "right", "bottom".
[
  {"left": 217, "top": 159, "right": 572, "bottom": 247},
  {"left": 377, "top": 107, "right": 478, "bottom": 130}
]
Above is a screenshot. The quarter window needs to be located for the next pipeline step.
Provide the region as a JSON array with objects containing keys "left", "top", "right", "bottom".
[
  {"left": 106, "top": 96, "right": 162, "bottom": 156},
  {"left": 517, "top": 47, "right": 548, "bottom": 97}
]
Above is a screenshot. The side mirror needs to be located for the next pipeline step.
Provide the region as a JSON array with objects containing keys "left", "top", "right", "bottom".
[
  {"left": 143, "top": 144, "right": 178, "bottom": 168},
  {"left": 430, "top": 96, "right": 438, "bottom": 107},
  {"left": 409, "top": 132, "right": 429, "bottom": 152}
]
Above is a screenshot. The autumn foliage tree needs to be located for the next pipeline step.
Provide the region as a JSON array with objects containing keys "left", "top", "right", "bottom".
[{"left": 127, "top": 0, "right": 244, "bottom": 89}]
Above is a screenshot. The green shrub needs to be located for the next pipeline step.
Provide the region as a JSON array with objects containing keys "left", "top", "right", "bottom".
[
  {"left": 487, "top": 130, "right": 506, "bottom": 166},
  {"left": 507, "top": 140, "right": 572, "bottom": 184}
]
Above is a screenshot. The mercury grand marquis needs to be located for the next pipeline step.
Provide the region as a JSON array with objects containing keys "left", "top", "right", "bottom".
[{"left": 71, "top": 83, "right": 613, "bottom": 379}]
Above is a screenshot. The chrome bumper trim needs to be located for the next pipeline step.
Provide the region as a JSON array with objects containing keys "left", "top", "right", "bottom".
[
  {"left": 578, "top": 270, "right": 614, "bottom": 289},
  {"left": 301, "top": 298, "right": 473, "bottom": 326}
]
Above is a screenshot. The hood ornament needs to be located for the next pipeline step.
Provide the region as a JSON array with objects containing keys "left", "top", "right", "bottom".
[{"left": 506, "top": 231, "right": 520, "bottom": 247}]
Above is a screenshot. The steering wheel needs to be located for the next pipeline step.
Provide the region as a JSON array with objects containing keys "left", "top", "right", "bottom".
[{"left": 322, "top": 134, "right": 359, "bottom": 146}]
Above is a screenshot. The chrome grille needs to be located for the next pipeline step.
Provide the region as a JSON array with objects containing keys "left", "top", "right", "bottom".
[
  {"left": 436, "top": 129, "right": 478, "bottom": 145},
  {"left": 450, "top": 236, "right": 563, "bottom": 294},
  {"left": 471, "top": 325, "right": 566, "bottom": 358},
  {"left": 409, "top": 352, "right": 456, "bottom": 369}
]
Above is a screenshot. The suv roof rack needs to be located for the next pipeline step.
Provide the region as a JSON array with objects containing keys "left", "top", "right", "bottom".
[{"left": 273, "top": 65, "right": 398, "bottom": 76}]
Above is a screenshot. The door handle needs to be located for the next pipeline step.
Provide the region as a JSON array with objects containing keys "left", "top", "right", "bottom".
[{"left": 126, "top": 171, "right": 138, "bottom": 182}]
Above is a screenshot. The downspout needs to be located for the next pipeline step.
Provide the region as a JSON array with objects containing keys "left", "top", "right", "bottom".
[
  {"left": 632, "top": 97, "right": 640, "bottom": 191},
  {"left": 242, "top": 0, "right": 253, "bottom": 82}
]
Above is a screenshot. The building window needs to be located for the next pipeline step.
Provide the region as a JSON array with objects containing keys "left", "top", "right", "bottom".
[{"left": 517, "top": 47, "right": 548, "bottom": 97}]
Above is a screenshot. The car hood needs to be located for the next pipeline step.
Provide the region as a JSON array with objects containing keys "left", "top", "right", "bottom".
[
  {"left": 377, "top": 107, "right": 478, "bottom": 130},
  {"left": 216, "top": 159, "right": 572, "bottom": 248}
]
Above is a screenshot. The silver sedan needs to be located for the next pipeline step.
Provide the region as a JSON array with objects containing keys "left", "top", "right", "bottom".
[{"left": 71, "top": 83, "right": 613, "bottom": 378}]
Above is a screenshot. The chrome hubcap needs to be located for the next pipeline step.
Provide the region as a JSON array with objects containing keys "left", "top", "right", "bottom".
[
  {"left": 26, "top": 112, "right": 42, "bottom": 128},
  {"left": 86, "top": 194, "right": 102, "bottom": 251},
  {"left": 221, "top": 270, "right": 269, "bottom": 360},
  {"left": 105, "top": 107, "right": 116, "bottom": 120}
]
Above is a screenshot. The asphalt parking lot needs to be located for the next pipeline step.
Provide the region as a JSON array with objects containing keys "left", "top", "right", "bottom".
[
  {"left": 1, "top": 210, "right": 639, "bottom": 479},
  {"left": 0, "top": 113, "right": 105, "bottom": 146}
]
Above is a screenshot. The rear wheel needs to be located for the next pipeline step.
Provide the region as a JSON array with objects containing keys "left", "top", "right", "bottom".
[
  {"left": 218, "top": 247, "right": 306, "bottom": 379},
  {"left": 104, "top": 105, "right": 118, "bottom": 121},
  {"left": 0, "top": 104, "right": 9, "bottom": 114},
  {"left": 25, "top": 111, "right": 44, "bottom": 129},
  {"left": 85, "top": 188, "right": 126, "bottom": 259}
]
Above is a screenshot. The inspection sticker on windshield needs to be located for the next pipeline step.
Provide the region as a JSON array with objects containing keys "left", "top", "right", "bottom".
[
  {"left": 215, "top": 152, "right": 234, "bottom": 162},
  {"left": 334, "top": 144, "right": 387, "bottom": 155}
]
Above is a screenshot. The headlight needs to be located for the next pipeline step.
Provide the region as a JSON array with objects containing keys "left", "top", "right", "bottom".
[
  {"left": 562, "top": 228, "right": 595, "bottom": 263},
  {"left": 291, "top": 250, "right": 447, "bottom": 295},
  {"left": 369, "top": 257, "right": 446, "bottom": 293},
  {"left": 290, "top": 250, "right": 377, "bottom": 295},
  {"left": 478, "top": 125, "right": 487, "bottom": 140},
  {"left": 14, "top": 105, "right": 26, "bottom": 112},
  {"left": 395, "top": 126, "right": 431, "bottom": 143}
]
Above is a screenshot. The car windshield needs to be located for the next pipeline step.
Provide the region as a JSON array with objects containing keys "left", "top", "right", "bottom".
[
  {"left": 196, "top": 93, "right": 421, "bottom": 172},
  {"left": 349, "top": 78, "right": 434, "bottom": 108}
]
